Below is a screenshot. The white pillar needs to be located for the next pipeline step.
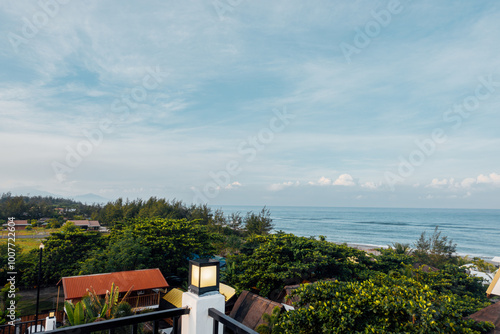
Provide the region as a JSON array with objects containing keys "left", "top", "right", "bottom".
[{"left": 181, "top": 291, "right": 225, "bottom": 334}]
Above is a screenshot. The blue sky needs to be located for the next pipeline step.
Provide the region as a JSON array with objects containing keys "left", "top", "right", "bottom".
[{"left": 1, "top": 0, "right": 500, "bottom": 208}]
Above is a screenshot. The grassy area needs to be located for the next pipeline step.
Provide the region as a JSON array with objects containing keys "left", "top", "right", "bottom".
[
  {"left": 0, "top": 229, "right": 54, "bottom": 252},
  {"left": 1, "top": 227, "right": 60, "bottom": 237},
  {"left": 8, "top": 238, "right": 45, "bottom": 251}
]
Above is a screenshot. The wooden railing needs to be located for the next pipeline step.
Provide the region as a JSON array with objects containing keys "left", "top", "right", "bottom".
[{"left": 123, "top": 293, "right": 160, "bottom": 309}]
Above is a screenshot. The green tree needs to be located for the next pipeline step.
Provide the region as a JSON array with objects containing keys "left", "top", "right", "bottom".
[
  {"left": 227, "top": 233, "right": 371, "bottom": 297},
  {"left": 123, "top": 218, "right": 215, "bottom": 278},
  {"left": 413, "top": 226, "right": 457, "bottom": 268},
  {"left": 61, "top": 221, "right": 80, "bottom": 233},
  {"left": 275, "top": 273, "right": 493, "bottom": 334},
  {"left": 227, "top": 212, "right": 243, "bottom": 230},
  {"left": 22, "top": 230, "right": 106, "bottom": 285},
  {"left": 79, "top": 230, "right": 151, "bottom": 274},
  {"left": 244, "top": 207, "right": 273, "bottom": 235}
]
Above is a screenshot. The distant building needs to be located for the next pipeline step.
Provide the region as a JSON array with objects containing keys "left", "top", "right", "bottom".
[
  {"left": 2, "top": 219, "right": 30, "bottom": 230},
  {"left": 58, "top": 269, "right": 169, "bottom": 311},
  {"left": 65, "top": 220, "right": 101, "bottom": 230}
]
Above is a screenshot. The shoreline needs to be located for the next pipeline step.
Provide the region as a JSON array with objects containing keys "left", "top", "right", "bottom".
[{"left": 338, "top": 242, "right": 498, "bottom": 263}]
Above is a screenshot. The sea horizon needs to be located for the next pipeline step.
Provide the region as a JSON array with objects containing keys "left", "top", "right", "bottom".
[{"left": 210, "top": 205, "right": 500, "bottom": 260}]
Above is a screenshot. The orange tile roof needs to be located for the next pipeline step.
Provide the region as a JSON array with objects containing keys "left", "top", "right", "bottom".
[{"left": 60, "top": 269, "right": 168, "bottom": 300}]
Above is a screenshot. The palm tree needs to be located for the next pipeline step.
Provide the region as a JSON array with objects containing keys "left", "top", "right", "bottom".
[{"left": 390, "top": 242, "right": 412, "bottom": 255}]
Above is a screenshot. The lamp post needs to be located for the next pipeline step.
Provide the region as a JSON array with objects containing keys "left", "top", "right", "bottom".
[
  {"left": 34, "top": 242, "right": 44, "bottom": 332},
  {"left": 182, "top": 259, "right": 224, "bottom": 334}
]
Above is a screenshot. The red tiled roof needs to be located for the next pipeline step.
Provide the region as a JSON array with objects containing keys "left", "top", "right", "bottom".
[{"left": 60, "top": 269, "right": 168, "bottom": 300}]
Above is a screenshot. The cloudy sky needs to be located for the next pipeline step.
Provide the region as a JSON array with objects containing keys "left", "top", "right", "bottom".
[{"left": 1, "top": 0, "right": 500, "bottom": 208}]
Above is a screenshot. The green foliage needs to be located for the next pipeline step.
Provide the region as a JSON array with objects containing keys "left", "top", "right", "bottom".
[
  {"left": 390, "top": 242, "right": 412, "bottom": 255},
  {"left": 256, "top": 306, "right": 282, "bottom": 334},
  {"left": 24, "top": 230, "right": 106, "bottom": 285},
  {"left": 79, "top": 230, "right": 151, "bottom": 274},
  {"left": 244, "top": 207, "right": 274, "bottom": 235},
  {"left": 275, "top": 273, "right": 493, "bottom": 334},
  {"left": 64, "top": 283, "right": 133, "bottom": 326},
  {"left": 65, "top": 300, "right": 86, "bottom": 326},
  {"left": 414, "top": 264, "right": 488, "bottom": 300},
  {"left": 469, "top": 257, "right": 497, "bottom": 273},
  {"left": 228, "top": 212, "right": 243, "bottom": 230},
  {"left": 120, "top": 218, "right": 215, "bottom": 278},
  {"left": 227, "top": 233, "right": 371, "bottom": 297},
  {"left": 0, "top": 192, "right": 97, "bottom": 221},
  {"left": 0, "top": 283, "right": 20, "bottom": 324},
  {"left": 372, "top": 247, "right": 414, "bottom": 274},
  {"left": 413, "top": 226, "right": 457, "bottom": 268},
  {"left": 61, "top": 221, "right": 80, "bottom": 233}
]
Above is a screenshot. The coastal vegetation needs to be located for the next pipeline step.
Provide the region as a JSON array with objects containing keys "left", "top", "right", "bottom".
[{"left": 0, "top": 194, "right": 496, "bottom": 332}]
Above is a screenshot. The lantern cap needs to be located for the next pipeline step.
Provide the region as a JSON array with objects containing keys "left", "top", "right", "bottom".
[{"left": 189, "top": 258, "right": 220, "bottom": 265}]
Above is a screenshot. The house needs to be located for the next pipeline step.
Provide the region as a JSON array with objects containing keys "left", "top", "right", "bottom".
[
  {"left": 468, "top": 301, "right": 500, "bottom": 334},
  {"left": 2, "top": 219, "right": 30, "bottom": 230},
  {"left": 487, "top": 269, "right": 500, "bottom": 297},
  {"left": 58, "top": 268, "right": 169, "bottom": 311},
  {"left": 229, "top": 291, "right": 285, "bottom": 331},
  {"left": 65, "top": 220, "right": 101, "bottom": 230}
]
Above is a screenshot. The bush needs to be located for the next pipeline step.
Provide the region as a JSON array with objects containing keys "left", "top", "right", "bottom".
[{"left": 413, "top": 226, "right": 457, "bottom": 268}]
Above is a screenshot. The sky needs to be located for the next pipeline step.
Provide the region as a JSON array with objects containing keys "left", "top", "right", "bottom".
[{"left": 1, "top": 0, "right": 500, "bottom": 209}]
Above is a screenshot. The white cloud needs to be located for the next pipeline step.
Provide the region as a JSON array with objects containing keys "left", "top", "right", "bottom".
[
  {"left": 427, "top": 178, "right": 449, "bottom": 188},
  {"left": 269, "top": 181, "right": 299, "bottom": 191},
  {"left": 317, "top": 176, "right": 332, "bottom": 186},
  {"left": 225, "top": 181, "right": 242, "bottom": 190},
  {"left": 333, "top": 174, "right": 355, "bottom": 186},
  {"left": 361, "top": 181, "right": 379, "bottom": 189},
  {"left": 461, "top": 178, "right": 476, "bottom": 188},
  {"left": 477, "top": 173, "right": 500, "bottom": 185}
]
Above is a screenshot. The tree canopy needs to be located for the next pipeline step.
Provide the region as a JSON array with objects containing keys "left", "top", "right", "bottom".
[{"left": 275, "top": 271, "right": 493, "bottom": 333}]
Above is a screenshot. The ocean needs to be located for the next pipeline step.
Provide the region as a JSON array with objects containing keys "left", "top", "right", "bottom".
[{"left": 210, "top": 206, "right": 500, "bottom": 260}]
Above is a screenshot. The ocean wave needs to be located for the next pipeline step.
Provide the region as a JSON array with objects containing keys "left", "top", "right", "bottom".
[{"left": 352, "top": 221, "right": 410, "bottom": 226}]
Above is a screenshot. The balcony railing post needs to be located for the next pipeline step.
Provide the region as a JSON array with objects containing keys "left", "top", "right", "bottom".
[
  {"left": 212, "top": 319, "right": 219, "bottom": 334},
  {"left": 153, "top": 320, "right": 159, "bottom": 334},
  {"left": 208, "top": 308, "right": 258, "bottom": 334},
  {"left": 181, "top": 292, "right": 225, "bottom": 334}
]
